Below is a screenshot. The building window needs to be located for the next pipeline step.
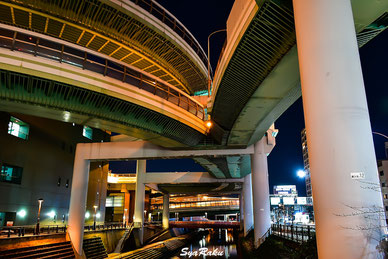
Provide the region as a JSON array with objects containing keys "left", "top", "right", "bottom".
[
  {"left": 383, "top": 182, "right": 386, "bottom": 187},
  {"left": 8, "top": 116, "right": 29, "bottom": 140},
  {"left": 384, "top": 194, "right": 388, "bottom": 199},
  {"left": 386, "top": 206, "right": 388, "bottom": 211},
  {"left": 380, "top": 171, "right": 384, "bottom": 176},
  {"left": 0, "top": 164, "right": 23, "bottom": 184},
  {"left": 83, "top": 126, "right": 93, "bottom": 140}
]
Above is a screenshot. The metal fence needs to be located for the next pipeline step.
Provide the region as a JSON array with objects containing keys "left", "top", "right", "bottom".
[
  {"left": 0, "top": 27, "right": 205, "bottom": 120},
  {"left": 271, "top": 224, "right": 315, "bottom": 243},
  {"left": 129, "top": 0, "right": 208, "bottom": 67},
  {"left": 0, "top": 222, "right": 127, "bottom": 238}
]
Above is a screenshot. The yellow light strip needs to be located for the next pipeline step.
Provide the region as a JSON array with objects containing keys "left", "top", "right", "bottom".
[
  {"left": 44, "top": 17, "right": 48, "bottom": 33},
  {"left": 119, "top": 52, "right": 132, "bottom": 61},
  {"left": 58, "top": 23, "right": 66, "bottom": 38},
  {"left": 109, "top": 46, "right": 122, "bottom": 56},
  {"left": 10, "top": 6, "right": 15, "bottom": 24},
  {"left": 76, "top": 30, "right": 85, "bottom": 44},
  {"left": 85, "top": 34, "right": 96, "bottom": 47},
  {"left": 97, "top": 40, "right": 110, "bottom": 52}
]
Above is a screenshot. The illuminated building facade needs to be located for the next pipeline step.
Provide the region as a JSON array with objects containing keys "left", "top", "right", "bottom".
[
  {"left": 0, "top": 112, "right": 109, "bottom": 226},
  {"left": 301, "top": 128, "right": 312, "bottom": 197}
]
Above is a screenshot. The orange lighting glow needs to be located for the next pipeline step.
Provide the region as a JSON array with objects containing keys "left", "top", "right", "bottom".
[{"left": 206, "top": 121, "right": 212, "bottom": 128}]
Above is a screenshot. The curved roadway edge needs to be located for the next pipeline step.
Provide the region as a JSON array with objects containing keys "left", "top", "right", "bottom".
[
  {"left": 0, "top": 48, "right": 207, "bottom": 134},
  {"left": 0, "top": 0, "right": 207, "bottom": 93},
  {"left": 105, "top": 0, "right": 208, "bottom": 79},
  {"left": 211, "top": 0, "right": 388, "bottom": 147}
]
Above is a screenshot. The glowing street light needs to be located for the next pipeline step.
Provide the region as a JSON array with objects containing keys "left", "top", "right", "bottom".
[
  {"left": 93, "top": 205, "right": 98, "bottom": 230},
  {"left": 36, "top": 198, "right": 43, "bottom": 235},
  {"left": 17, "top": 209, "right": 27, "bottom": 218},
  {"left": 297, "top": 170, "right": 306, "bottom": 178}
]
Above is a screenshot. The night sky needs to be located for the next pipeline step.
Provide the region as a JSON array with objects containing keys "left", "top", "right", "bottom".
[{"left": 112, "top": 1, "right": 388, "bottom": 197}]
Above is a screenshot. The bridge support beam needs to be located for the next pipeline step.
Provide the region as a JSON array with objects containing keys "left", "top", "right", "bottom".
[
  {"left": 251, "top": 137, "right": 271, "bottom": 248},
  {"left": 242, "top": 174, "right": 253, "bottom": 236},
  {"left": 134, "top": 160, "right": 146, "bottom": 244},
  {"left": 68, "top": 150, "right": 90, "bottom": 256},
  {"left": 163, "top": 194, "right": 170, "bottom": 229},
  {"left": 293, "top": 0, "right": 386, "bottom": 258}
]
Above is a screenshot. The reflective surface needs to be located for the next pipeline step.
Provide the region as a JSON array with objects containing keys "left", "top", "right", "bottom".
[{"left": 173, "top": 229, "right": 239, "bottom": 258}]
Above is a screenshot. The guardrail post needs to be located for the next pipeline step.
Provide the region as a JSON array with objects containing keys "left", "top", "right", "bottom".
[
  {"left": 301, "top": 226, "right": 304, "bottom": 243},
  {"left": 308, "top": 225, "right": 311, "bottom": 240},
  {"left": 56, "top": 225, "right": 59, "bottom": 233},
  {"left": 291, "top": 225, "right": 293, "bottom": 241}
]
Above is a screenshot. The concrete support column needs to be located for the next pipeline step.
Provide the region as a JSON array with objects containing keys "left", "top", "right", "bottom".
[
  {"left": 242, "top": 174, "right": 253, "bottom": 236},
  {"left": 251, "top": 137, "right": 271, "bottom": 248},
  {"left": 162, "top": 194, "right": 170, "bottom": 229},
  {"left": 134, "top": 160, "right": 146, "bottom": 243},
  {"left": 68, "top": 151, "right": 90, "bottom": 256},
  {"left": 293, "top": 0, "right": 386, "bottom": 258}
]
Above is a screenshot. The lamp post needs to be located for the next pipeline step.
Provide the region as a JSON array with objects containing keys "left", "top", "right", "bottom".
[
  {"left": 373, "top": 132, "right": 388, "bottom": 140},
  {"left": 36, "top": 198, "right": 43, "bottom": 235},
  {"left": 157, "top": 211, "right": 160, "bottom": 222},
  {"left": 207, "top": 29, "right": 226, "bottom": 96},
  {"left": 124, "top": 208, "right": 128, "bottom": 227},
  {"left": 93, "top": 205, "right": 98, "bottom": 230}
]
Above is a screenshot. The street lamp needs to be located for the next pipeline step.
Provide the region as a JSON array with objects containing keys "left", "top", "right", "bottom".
[
  {"left": 93, "top": 205, "right": 98, "bottom": 230},
  {"left": 205, "top": 212, "right": 208, "bottom": 219},
  {"left": 157, "top": 211, "right": 160, "bottom": 222},
  {"left": 373, "top": 132, "right": 388, "bottom": 140},
  {"left": 36, "top": 198, "right": 43, "bottom": 235},
  {"left": 207, "top": 29, "right": 227, "bottom": 96},
  {"left": 124, "top": 208, "right": 128, "bottom": 227},
  {"left": 297, "top": 169, "right": 306, "bottom": 178}
]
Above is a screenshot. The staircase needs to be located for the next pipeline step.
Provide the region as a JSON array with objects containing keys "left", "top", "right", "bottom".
[
  {"left": 83, "top": 237, "right": 108, "bottom": 259},
  {"left": 0, "top": 241, "right": 75, "bottom": 259}
]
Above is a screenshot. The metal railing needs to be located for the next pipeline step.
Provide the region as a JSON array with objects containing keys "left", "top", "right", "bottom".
[
  {"left": 84, "top": 222, "right": 127, "bottom": 232},
  {"left": 0, "top": 225, "right": 67, "bottom": 238},
  {"left": 0, "top": 27, "right": 205, "bottom": 120},
  {"left": 271, "top": 224, "right": 315, "bottom": 243},
  {"left": 129, "top": 0, "right": 208, "bottom": 67}
]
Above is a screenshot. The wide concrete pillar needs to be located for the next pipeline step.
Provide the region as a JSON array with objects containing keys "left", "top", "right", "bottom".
[
  {"left": 134, "top": 160, "right": 146, "bottom": 243},
  {"left": 68, "top": 151, "right": 90, "bottom": 256},
  {"left": 162, "top": 194, "right": 170, "bottom": 229},
  {"left": 242, "top": 174, "right": 253, "bottom": 236},
  {"left": 293, "top": 0, "right": 386, "bottom": 258},
  {"left": 251, "top": 138, "right": 271, "bottom": 248}
]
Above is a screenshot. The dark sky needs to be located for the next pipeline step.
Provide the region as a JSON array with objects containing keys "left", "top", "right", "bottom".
[{"left": 113, "top": 1, "right": 388, "bottom": 197}]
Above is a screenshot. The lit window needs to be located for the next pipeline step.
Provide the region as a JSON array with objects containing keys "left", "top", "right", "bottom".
[
  {"left": 105, "top": 196, "right": 123, "bottom": 207},
  {"left": 8, "top": 116, "right": 29, "bottom": 140},
  {"left": 0, "top": 164, "right": 23, "bottom": 184},
  {"left": 82, "top": 126, "right": 93, "bottom": 140},
  {"left": 384, "top": 194, "right": 388, "bottom": 199}
]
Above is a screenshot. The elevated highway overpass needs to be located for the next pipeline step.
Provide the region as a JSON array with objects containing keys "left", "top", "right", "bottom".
[{"left": 0, "top": 0, "right": 386, "bottom": 258}]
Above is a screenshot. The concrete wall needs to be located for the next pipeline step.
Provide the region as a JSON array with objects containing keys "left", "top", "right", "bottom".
[{"left": 0, "top": 112, "right": 108, "bottom": 226}]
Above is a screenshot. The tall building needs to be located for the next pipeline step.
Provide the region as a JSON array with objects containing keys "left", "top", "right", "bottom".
[
  {"left": 301, "top": 129, "right": 312, "bottom": 197},
  {"left": 378, "top": 142, "right": 388, "bottom": 224}
]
